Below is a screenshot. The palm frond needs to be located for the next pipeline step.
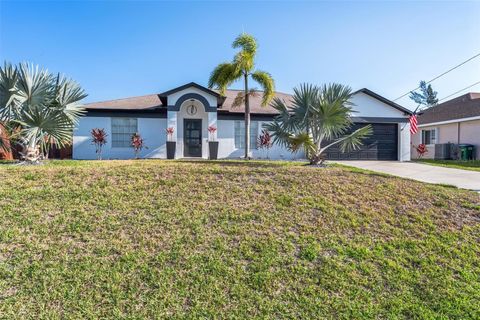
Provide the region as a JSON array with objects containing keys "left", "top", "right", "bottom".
[
  {"left": 338, "top": 125, "right": 372, "bottom": 153},
  {"left": 15, "top": 62, "right": 54, "bottom": 108},
  {"left": 51, "top": 75, "right": 87, "bottom": 124},
  {"left": 270, "top": 97, "right": 298, "bottom": 132},
  {"left": 262, "top": 120, "right": 291, "bottom": 149},
  {"left": 0, "top": 62, "right": 21, "bottom": 121},
  {"left": 288, "top": 132, "right": 316, "bottom": 156},
  {"left": 233, "top": 51, "right": 254, "bottom": 73},
  {"left": 251, "top": 70, "right": 274, "bottom": 107},
  {"left": 0, "top": 62, "right": 87, "bottom": 160},
  {"left": 208, "top": 62, "right": 241, "bottom": 95},
  {"left": 232, "top": 33, "right": 257, "bottom": 55}
]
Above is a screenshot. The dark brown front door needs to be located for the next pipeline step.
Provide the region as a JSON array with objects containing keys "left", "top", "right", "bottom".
[{"left": 184, "top": 119, "right": 202, "bottom": 157}]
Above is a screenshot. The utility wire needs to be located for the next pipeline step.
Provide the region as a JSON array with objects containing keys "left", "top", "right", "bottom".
[
  {"left": 436, "top": 80, "right": 480, "bottom": 103},
  {"left": 393, "top": 52, "right": 480, "bottom": 101}
]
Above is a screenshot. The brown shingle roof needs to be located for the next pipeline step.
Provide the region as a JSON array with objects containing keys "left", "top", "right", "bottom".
[
  {"left": 418, "top": 93, "right": 480, "bottom": 124},
  {"left": 85, "top": 90, "right": 293, "bottom": 114},
  {"left": 83, "top": 85, "right": 404, "bottom": 116},
  {"left": 85, "top": 94, "right": 163, "bottom": 110},
  {"left": 217, "top": 89, "right": 293, "bottom": 114}
]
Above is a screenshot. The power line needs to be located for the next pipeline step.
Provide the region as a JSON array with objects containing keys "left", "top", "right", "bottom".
[
  {"left": 393, "top": 51, "right": 480, "bottom": 101},
  {"left": 437, "top": 80, "right": 480, "bottom": 103}
]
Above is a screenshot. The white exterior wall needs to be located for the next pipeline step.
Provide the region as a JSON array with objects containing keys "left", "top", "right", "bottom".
[
  {"left": 217, "top": 120, "right": 303, "bottom": 160},
  {"left": 73, "top": 116, "right": 167, "bottom": 159},
  {"left": 350, "top": 93, "right": 405, "bottom": 117},
  {"left": 399, "top": 122, "right": 411, "bottom": 161}
]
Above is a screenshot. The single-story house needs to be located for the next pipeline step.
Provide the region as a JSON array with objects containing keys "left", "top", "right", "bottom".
[
  {"left": 73, "top": 82, "right": 413, "bottom": 161},
  {"left": 411, "top": 92, "right": 480, "bottom": 159}
]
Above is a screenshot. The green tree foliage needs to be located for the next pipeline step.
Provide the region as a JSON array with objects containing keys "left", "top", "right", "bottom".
[
  {"left": 0, "top": 62, "right": 86, "bottom": 162},
  {"left": 409, "top": 81, "right": 438, "bottom": 108},
  {"left": 265, "top": 83, "right": 372, "bottom": 165}
]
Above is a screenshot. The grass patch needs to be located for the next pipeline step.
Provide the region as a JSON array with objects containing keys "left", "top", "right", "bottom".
[
  {"left": 416, "top": 159, "right": 480, "bottom": 172},
  {"left": 0, "top": 160, "right": 479, "bottom": 318}
]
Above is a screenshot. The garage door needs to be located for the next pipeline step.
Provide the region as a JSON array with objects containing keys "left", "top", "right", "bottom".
[{"left": 325, "top": 123, "right": 398, "bottom": 160}]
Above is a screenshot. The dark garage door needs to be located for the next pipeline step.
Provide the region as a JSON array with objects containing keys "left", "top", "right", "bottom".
[{"left": 325, "top": 123, "right": 398, "bottom": 160}]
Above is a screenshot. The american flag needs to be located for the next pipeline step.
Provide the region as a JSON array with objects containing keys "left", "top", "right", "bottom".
[{"left": 409, "top": 114, "right": 418, "bottom": 134}]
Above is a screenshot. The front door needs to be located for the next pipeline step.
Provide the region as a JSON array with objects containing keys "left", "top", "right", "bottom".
[{"left": 184, "top": 119, "right": 202, "bottom": 157}]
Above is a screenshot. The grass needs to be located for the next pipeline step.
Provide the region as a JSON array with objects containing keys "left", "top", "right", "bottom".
[
  {"left": 0, "top": 160, "right": 479, "bottom": 319},
  {"left": 416, "top": 159, "right": 480, "bottom": 172}
]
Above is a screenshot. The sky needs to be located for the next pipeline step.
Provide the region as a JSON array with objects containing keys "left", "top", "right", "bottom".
[{"left": 1, "top": 0, "right": 480, "bottom": 110}]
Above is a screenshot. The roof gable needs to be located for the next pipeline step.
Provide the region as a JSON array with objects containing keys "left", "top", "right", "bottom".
[
  {"left": 158, "top": 82, "right": 224, "bottom": 107},
  {"left": 354, "top": 88, "right": 413, "bottom": 115},
  {"left": 159, "top": 82, "right": 220, "bottom": 98}
]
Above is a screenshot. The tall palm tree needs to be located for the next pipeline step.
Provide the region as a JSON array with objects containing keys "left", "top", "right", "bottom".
[
  {"left": 0, "top": 62, "right": 86, "bottom": 162},
  {"left": 264, "top": 83, "right": 372, "bottom": 165},
  {"left": 209, "top": 33, "right": 274, "bottom": 159}
]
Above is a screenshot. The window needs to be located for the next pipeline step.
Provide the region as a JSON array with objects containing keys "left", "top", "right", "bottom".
[
  {"left": 111, "top": 118, "right": 138, "bottom": 147},
  {"left": 422, "top": 129, "right": 437, "bottom": 145},
  {"left": 234, "top": 120, "right": 258, "bottom": 149}
]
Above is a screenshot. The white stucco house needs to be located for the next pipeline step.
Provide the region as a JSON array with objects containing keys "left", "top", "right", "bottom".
[{"left": 73, "top": 82, "right": 412, "bottom": 161}]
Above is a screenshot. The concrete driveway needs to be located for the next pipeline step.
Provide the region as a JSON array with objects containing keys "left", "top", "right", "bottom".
[{"left": 333, "top": 161, "right": 480, "bottom": 191}]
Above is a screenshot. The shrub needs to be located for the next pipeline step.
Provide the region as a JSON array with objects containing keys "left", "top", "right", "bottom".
[
  {"left": 91, "top": 128, "right": 107, "bottom": 160},
  {"left": 131, "top": 132, "right": 147, "bottom": 159}
]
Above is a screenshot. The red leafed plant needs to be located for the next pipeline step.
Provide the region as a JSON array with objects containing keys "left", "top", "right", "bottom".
[
  {"left": 258, "top": 129, "right": 273, "bottom": 159},
  {"left": 414, "top": 143, "right": 428, "bottom": 159},
  {"left": 131, "top": 132, "right": 147, "bottom": 159},
  {"left": 166, "top": 127, "right": 174, "bottom": 141},
  {"left": 208, "top": 125, "right": 217, "bottom": 141},
  {"left": 91, "top": 128, "right": 108, "bottom": 160}
]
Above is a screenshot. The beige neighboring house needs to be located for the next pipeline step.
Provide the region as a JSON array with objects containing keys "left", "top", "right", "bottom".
[{"left": 411, "top": 92, "right": 480, "bottom": 159}]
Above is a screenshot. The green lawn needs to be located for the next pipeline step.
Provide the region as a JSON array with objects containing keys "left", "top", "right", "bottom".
[
  {"left": 416, "top": 159, "right": 480, "bottom": 172},
  {"left": 1, "top": 160, "right": 479, "bottom": 319}
]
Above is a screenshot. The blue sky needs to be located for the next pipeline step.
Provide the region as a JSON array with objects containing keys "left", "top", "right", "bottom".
[{"left": 1, "top": 1, "right": 479, "bottom": 110}]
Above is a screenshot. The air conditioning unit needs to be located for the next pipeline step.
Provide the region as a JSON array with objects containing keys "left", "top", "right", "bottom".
[{"left": 434, "top": 143, "right": 454, "bottom": 160}]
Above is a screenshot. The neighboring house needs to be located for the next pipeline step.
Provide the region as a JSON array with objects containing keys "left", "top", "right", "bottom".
[
  {"left": 411, "top": 92, "right": 480, "bottom": 159},
  {"left": 73, "top": 82, "right": 412, "bottom": 161}
]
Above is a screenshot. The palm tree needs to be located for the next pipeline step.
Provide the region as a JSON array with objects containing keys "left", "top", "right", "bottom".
[
  {"left": 264, "top": 83, "right": 372, "bottom": 165},
  {"left": 209, "top": 33, "right": 274, "bottom": 159},
  {"left": 0, "top": 62, "right": 86, "bottom": 162}
]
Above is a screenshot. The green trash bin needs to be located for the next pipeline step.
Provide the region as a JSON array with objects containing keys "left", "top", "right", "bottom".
[
  {"left": 458, "top": 144, "right": 475, "bottom": 160},
  {"left": 467, "top": 145, "right": 476, "bottom": 160}
]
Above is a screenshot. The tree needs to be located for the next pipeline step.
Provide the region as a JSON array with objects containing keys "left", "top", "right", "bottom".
[
  {"left": 264, "top": 83, "right": 372, "bottom": 165},
  {"left": 208, "top": 33, "right": 274, "bottom": 159},
  {"left": 409, "top": 81, "right": 438, "bottom": 108},
  {"left": 0, "top": 62, "right": 86, "bottom": 163}
]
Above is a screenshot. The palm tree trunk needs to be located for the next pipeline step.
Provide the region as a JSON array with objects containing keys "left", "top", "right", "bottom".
[{"left": 244, "top": 72, "right": 250, "bottom": 159}]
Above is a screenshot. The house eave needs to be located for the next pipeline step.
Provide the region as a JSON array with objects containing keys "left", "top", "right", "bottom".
[{"left": 418, "top": 115, "right": 480, "bottom": 128}]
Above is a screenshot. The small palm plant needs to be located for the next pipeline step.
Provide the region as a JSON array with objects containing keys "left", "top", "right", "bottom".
[
  {"left": 265, "top": 83, "right": 372, "bottom": 165},
  {"left": 0, "top": 62, "right": 86, "bottom": 163},
  {"left": 209, "top": 33, "right": 274, "bottom": 159},
  {"left": 91, "top": 128, "right": 107, "bottom": 160},
  {"left": 131, "top": 132, "right": 147, "bottom": 159}
]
